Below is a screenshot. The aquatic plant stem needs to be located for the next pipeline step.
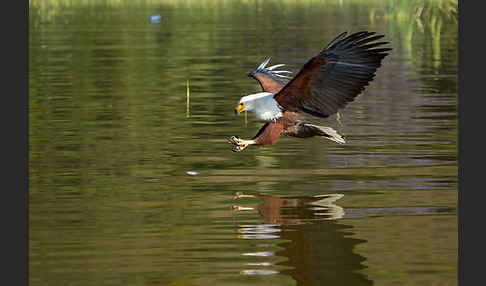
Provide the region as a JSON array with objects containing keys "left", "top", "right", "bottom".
[{"left": 186, "top": 79, "right": 190, "bottom": 118}]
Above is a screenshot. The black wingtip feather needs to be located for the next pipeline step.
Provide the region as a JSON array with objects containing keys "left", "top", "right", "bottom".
[
  {"left": 354, "top": 34, "right": 385, "bottom": 46},
  {"left": 273, "top": 30, "right": 390, "bottom": 119},
  {"left": 326, "top": 31, "right": 348, "bottom": 49},
  {"left": 305, "top": 31, "right": 391, "bottom": 117},
  {"left": 322, "top": 31, "right": 391, "bottom": 56}
]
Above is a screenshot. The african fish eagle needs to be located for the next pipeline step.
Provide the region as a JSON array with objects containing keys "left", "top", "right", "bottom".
[{"left": 228, "top": 31, "right": 391, "bottom": 152}]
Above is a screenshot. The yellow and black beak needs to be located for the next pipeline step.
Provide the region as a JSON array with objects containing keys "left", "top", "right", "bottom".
[{"left": 235, "top": 102, "right": 245, "bottom": 115}]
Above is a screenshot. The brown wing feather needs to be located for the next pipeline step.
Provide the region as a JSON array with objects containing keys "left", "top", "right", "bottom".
[
  {"left": 272, "top": 57, "right": 327, "bottom": 111},
  {"left": 251, "top": 73, "right": 285, "bottom": 93},
  {"left": 273, "top": 31, "right": 391, "bottom": 118},
  {"left": 248, "top": 58, "right": 292, "bottom": 93}
]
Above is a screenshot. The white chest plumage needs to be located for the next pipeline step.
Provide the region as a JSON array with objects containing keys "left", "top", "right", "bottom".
[
  {"left": 254, "top": 95, "right": 283, "bottom": 121},
  {"left": 242, "top": 92, "right": 283, "bottom": 122}
]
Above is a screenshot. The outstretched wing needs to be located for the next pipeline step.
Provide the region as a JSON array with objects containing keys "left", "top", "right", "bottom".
[
  {"left": 273, "top": 31, "right": 391, "bottom": 118},
  {"left": 248, "top": 58, "right": 293, "bottom": 93}
]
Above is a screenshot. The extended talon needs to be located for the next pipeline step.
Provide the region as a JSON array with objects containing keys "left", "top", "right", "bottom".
[
  {"left": 227, "top": 136, "right": 251, "bottom": 152},
  {"left": 232, "top": 145, "right": 246, "bottom": 152},
  {"left": 227, "top": 136, "right": 240, "bottom": 145}
]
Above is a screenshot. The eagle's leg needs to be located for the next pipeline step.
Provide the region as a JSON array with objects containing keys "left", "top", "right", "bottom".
[
  {"left": 227, "top": 136, "right": 256, "bottom": 152},
  {"left": 228, "top": 121, "right": 285, "bottom": 152}
]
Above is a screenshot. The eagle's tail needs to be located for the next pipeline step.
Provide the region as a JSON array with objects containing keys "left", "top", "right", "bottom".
[{"left": 310, "top": 124, "right": 346, "bottom": 144}]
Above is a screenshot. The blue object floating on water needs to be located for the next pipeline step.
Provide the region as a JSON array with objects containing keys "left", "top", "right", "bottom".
[{"left": 149, "top": 14, "right": 161, "bottom": 24}]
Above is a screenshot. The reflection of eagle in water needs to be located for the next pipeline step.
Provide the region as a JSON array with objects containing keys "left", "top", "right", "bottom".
[{"left": 228, "top": 31, "right": 391, "bottom": 152}]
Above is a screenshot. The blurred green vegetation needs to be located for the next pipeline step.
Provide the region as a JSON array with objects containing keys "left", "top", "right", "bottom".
[{"left": 29, "top": 0, "right": 458, "bottom": 65}]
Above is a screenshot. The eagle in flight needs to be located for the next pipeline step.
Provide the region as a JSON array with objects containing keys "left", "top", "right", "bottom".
[{"left": 228, "top": 31, "right": 391, "bottom": 152}]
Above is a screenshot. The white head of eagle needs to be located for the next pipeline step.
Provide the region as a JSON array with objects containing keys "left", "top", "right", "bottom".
[{"left": 235, "top": 92, "right": 283, "bottom": 122}]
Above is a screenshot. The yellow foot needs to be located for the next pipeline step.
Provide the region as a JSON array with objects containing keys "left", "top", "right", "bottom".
[{"left": 227, "top": 136, "right": 254, "bottom": 152}]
